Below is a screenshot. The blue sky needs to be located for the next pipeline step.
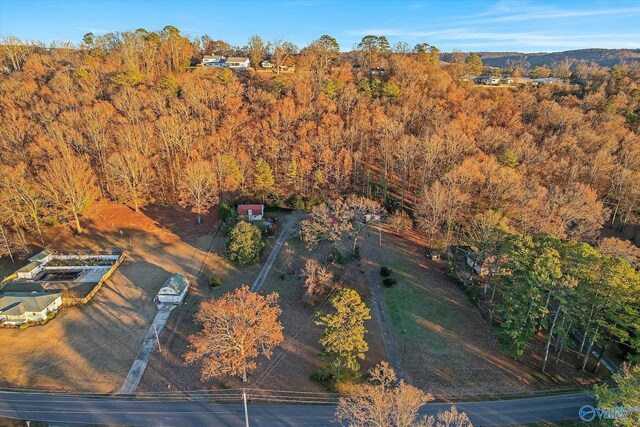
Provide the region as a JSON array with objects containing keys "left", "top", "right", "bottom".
[{"left": 1, "top": 0, "right": 639, "bottom": 52}]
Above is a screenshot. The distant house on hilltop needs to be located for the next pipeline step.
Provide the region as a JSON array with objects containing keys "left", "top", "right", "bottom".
[
  {"left": 202, "top": 55, "right": 226, "bottom": 67},
  {"left": 459, "top": 74, "right": 479, "bottom": 82},
  {"left": 261, "top": 60, "right": 275, "bottom": 68},
  {"left": 475, "top": 76, "right": 500, "bottom": 85},
  {"left": 533, "top": 77, "right": 565, "bottom": 85},
  {"left": 237, "top": 204, "right": 264, "bottom": 221},
  {"left": 226, "top": 57, "right": 250, "bottom": 69}
]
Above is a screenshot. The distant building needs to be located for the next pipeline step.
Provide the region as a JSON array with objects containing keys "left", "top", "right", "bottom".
[
  {"left": 475, "top": 76, "right": 500, "bottom": 85},
  {"left": 501, "top": 77, "right": 514, "bottom": 85},
  {"left": 0, "top": 293, "right": 62, "bottom": 325},
  {"left": 364, "top": 214, "right": 381, "bottom": 223},
  {"left": 202, "top": 55, "right": 226, "bottom": 67},
  {"left": 29, "top": 249, "right": 53, "bottom": 264},
  {"left": 261, "top": 60, "right": 275, "bottom": 68},
  {"left": 369, "top": 67, "right": 385, "bottom": 76},
  {"left": 466, "top": 251, "right": 495, "bottom": 276},
  {"left": 157, "top": 274, "right": 190, "bottom": 304},
  {"left": 226, "top": 57, "right": 250, "bottom": 69},
  {"left": 514, "top": 77, "right": 535, "bottom": 85},
  {"left": 237, "top": 204, "right": 264, "bottom": 221},
  {"left": 533, "top": 77, "right": 565, "bottom": 85}
]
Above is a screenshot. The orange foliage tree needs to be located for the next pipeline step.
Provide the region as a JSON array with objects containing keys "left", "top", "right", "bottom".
[{"left": 185, "top": 286, "right": 284, "bottom": 382}]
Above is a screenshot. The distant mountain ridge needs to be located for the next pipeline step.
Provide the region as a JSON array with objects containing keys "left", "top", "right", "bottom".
[{"left": 442, "top": 49, "right": 640, "bottom": 69}]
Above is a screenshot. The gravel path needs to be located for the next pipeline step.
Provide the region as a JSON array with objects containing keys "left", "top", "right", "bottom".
[{"left": 250, "top": 214, "right": 300, "bottom": 293}]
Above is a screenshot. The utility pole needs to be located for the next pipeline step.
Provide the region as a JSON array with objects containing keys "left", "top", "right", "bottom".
[
  {"left": 153, "top": 324, "right": 161, "bottom": 353},
  {"left": 243, "top": 389, "right": 250, "bottom": 427}
]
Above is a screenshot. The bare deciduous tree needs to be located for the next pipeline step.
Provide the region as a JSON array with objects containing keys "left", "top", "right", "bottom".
[
  {"left": 336, "top": 362, "right": 473, "bottom": 427},
  {"left": 107, "top": 149, "right": 153, "bottom": 212},
  {"left": 178, "top": 160, "right": 219, "bottom": 224},
  {"left": 40, "top": 150, "right": 99, "bottom": 234}
]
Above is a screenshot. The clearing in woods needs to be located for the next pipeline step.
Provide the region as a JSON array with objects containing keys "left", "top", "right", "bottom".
[
  {"left": 359, "top": 224, "right": 608, "bottom": 397},
  {"left": 0, "top": 202, "right": 222, "bottom": 392}
]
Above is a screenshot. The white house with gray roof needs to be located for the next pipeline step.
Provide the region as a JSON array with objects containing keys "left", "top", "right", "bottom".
[
  {"left": 226, "top": 57, "right": 250, "bottom": 69},
  {"left": 0, "top": 293, "right": 62, "bottom": 325},
  {"left": 157, "top": 274, "right": 190, "bottom": 304}
]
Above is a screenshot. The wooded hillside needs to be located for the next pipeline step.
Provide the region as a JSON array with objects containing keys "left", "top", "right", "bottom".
[{"left": 0, "top": 28, "right": 639, "bottom": 254}]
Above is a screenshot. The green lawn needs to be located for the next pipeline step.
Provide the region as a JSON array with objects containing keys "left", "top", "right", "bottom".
[
  {"left": 362, "top": 226, "right": 543, "bottom": 395},
  {"left": 381, "top": 249, "right": 462, "bottom": 356}
]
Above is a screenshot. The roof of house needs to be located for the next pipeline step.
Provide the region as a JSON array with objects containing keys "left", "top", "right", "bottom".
[
  {"left": 237, "top": 204, "right": 264, "bottom": 216},
  {"left": 226, "top": 57, "right": 249, "bottom": 63},
  {"left": 0, "top": 293, "right": 61, "bottom": 316},
  {"left": 28, "top": 249, "right": 52, "bottom": 263},
  {"left": 158, "top": 274, "right": 189, "bottom": 296},
  {"left": 16, "top": 261, "right": 41, "bottom": 273}
]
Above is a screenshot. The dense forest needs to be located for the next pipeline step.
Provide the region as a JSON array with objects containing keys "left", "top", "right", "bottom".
[
  {"left": 1, "top": 25, "right": 640, "bottom": 370},
  {"left": 1, "top": 27, "right": 639, "bottom": 249}
]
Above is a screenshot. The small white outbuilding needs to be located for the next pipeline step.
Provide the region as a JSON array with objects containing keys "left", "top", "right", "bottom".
[{"left": 157, "top": 274, "right": 190, "bottom": 304}]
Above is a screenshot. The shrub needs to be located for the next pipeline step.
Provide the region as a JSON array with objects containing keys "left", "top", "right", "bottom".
[
  {"left": 290, "top": 195, "right": 305, "bottom": 210},
  {"left": 383, "top": 278, "right": 396, "bottom": 287},
  {"left": 209, "top": 275, "right": 223, "bottom": 288},
  {"left": 333, "top": 248, "right": 345, "bottom": 265},
  {"left": 387, "top": 209, "right": 413, "bottom": 235},
  {"left": 19, "top": 322, "right": 29, "bottom": 329},
  {"left": 380, "top": 266, "right": 392, "bottom": 277},
  {"left": 218, "top": 203, "right": 237, "bottom": 223}
]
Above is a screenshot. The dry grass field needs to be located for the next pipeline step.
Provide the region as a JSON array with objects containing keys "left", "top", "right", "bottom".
[
  {"left": 0, "top": 202, "right": 222, "bottom": 392},
  {"left": 0, "top": 204, "right": 607, "bottom": 397},
  {"left": 138, "top": 214, "right": 387, "bottom": 393}
]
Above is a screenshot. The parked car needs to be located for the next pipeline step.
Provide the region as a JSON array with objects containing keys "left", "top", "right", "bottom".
[{"left": 426, "top": 249, "right": 440, "bottom": 260}]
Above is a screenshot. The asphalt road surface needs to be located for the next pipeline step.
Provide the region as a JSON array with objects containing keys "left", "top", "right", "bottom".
[{"left": 0, "top": 390, "right": 596, "bottom": 426}]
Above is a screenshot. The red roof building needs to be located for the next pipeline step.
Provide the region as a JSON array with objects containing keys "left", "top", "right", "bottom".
[{"left": 237, "top": 204, "right": 264, "bottom": 221}]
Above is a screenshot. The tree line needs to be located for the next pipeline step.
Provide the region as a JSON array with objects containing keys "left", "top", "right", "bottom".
[{"left": 1, "top": 27, "right": 639, "bottom": 252}]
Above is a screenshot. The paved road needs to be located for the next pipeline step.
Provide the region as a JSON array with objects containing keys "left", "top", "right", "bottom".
[
  {"left": 250, "top": 215, "right": 299, "bottom": 292},
  {"left": 118, "top": 304, "right": 175, "bottom": 394},
  {"left": 0, "top": 390, "right": 595, "bottom": 426}
]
